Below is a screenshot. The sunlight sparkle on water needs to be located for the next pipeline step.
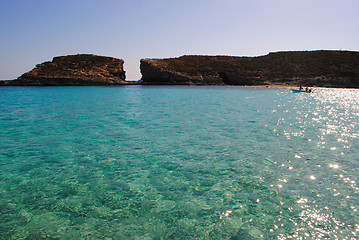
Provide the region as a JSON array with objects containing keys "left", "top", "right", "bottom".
[{"left": 329, "top": 163, "right": 339, "bottom": 169}]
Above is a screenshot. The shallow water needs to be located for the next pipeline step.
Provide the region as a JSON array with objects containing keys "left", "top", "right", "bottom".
[{"left": 0, "top": 86, "right": 358, "bottom": 239}]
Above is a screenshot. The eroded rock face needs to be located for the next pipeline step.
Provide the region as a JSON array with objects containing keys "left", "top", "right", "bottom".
[
  {"left": 0, "top": 54, "right": 127, "bottom": 86},
  {"left": 140, "top": 51, "right": 359, "bottom": 87},
  {"left": 140, "top": 57, "right": 227, "bottom": 85}
]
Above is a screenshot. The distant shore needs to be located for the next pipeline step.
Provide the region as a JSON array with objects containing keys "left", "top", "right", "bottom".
[
  {"left": 1, "top": 51, "right": 358, "bottom": 87},
  {"left": 141, "top": 51, "right": 359, "bottom": 88}
]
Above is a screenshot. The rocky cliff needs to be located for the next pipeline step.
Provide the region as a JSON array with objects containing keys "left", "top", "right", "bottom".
[
  {"left": 0, "top": 54, "right": 128, "bottom": 86},
  {"left": 140, "top": 51, "right": 359, "bottom": 87}
]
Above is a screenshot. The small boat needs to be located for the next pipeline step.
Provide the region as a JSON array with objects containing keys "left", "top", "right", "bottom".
[{"left": 291, "top": 88, "right": 312, "bottom": 93}]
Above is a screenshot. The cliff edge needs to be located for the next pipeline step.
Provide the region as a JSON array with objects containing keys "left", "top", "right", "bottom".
[
  {"left": 140, "top": 51, "right": 359, "bottom": 88},
  {"left": 0, "top": 54, "right": 127, "bottom": 86}
]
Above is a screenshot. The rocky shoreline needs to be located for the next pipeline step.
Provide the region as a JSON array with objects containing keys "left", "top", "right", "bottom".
[
  {"left": 0, "top": 54, "right": 128, "bottom": 86},
  {"left": 140, "top": 51, "right": 359, "bottom": 88},
  {"left": 1, "top": 51, "right": 359, "bottom": 88}
]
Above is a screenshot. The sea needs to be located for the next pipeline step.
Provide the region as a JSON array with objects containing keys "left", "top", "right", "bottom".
[{"left": 0, "top": 85, "right": 358, "bottom": 239}]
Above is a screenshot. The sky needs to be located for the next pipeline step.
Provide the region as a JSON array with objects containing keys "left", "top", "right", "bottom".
[{"left": 0, "top": 0, "right": 358, "bottom": 80}]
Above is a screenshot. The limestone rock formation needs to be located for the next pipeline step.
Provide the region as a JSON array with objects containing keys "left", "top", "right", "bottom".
[
  {"left": 0, "top": 54, "right": 128, "bottom": 86},
  {"left": 140, "top": 51, "right": 359, "bottom": 88}
]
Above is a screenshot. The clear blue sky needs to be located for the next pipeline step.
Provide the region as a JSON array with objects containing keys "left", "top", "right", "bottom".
[{"left": 1, "top": 0, "right": 358, "bottom": 80}]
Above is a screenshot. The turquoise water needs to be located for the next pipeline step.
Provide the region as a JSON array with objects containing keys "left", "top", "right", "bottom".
[{"left": 0, "top": 86, "right": 358, "bottom": 239}]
